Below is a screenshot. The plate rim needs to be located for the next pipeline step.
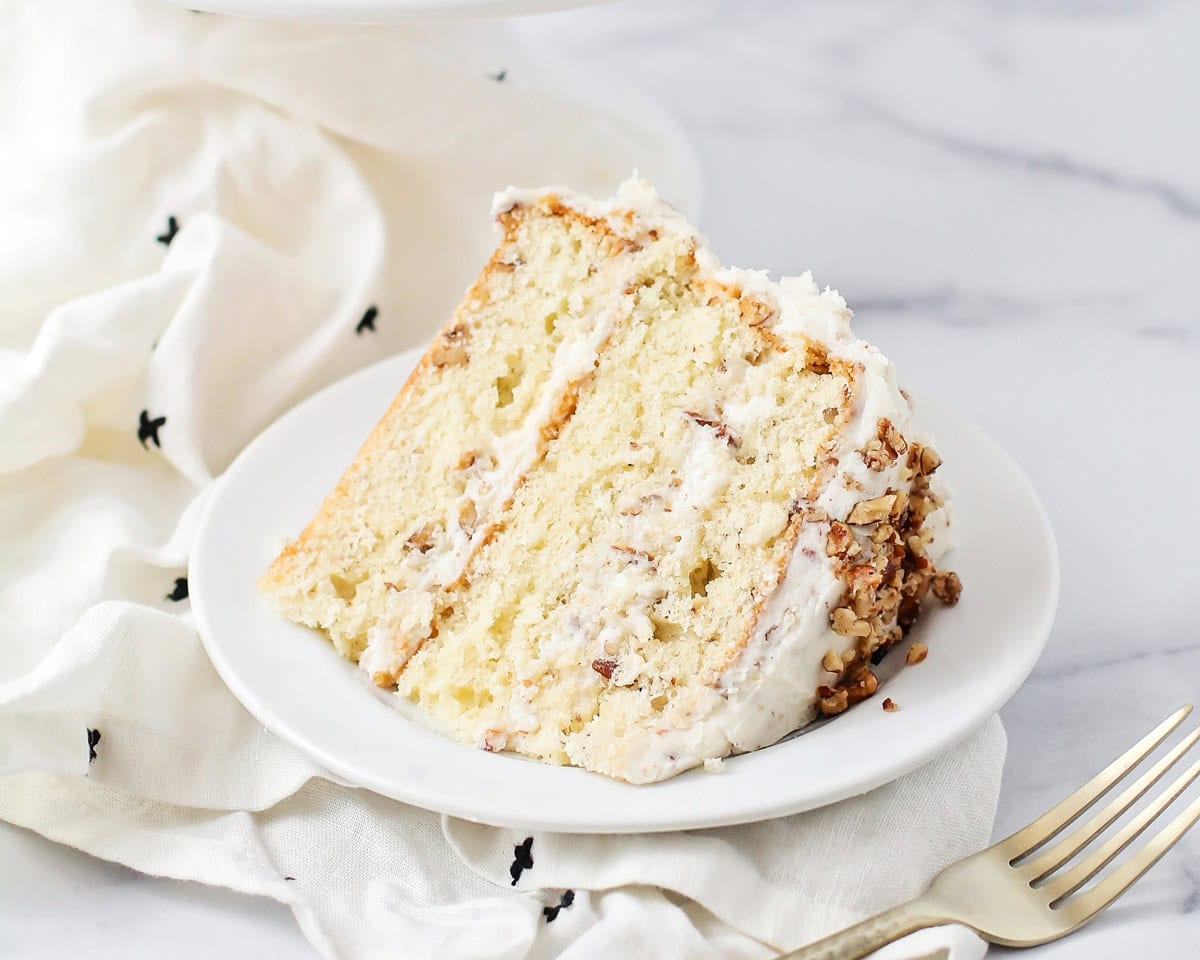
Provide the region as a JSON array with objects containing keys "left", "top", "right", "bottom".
[{"left": 191, "top": 348, "right": 1059, "bottom": 832}]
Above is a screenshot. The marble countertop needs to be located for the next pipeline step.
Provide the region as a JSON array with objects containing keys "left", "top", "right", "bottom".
[{"left": 4, "top": 0, "right": 1198, "bottom": 956}]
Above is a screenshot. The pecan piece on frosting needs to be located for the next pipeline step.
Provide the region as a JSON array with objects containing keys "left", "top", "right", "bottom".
[
  {"left": 831, "top": 606, "right": 871, "bottom": 637},
  {"left": 818, "top": 688, "right": 849, "bottom": 716},
  {"left": 847, "top": 494, "right": 897, "bottom": 525},
  {"left": 919, "top": 446, "right": 943, "bottom": 476}
]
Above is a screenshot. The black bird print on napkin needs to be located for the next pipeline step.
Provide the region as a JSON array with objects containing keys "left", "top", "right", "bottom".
[
  {"left": 167, "top": 577, "right": 189, "bottom": 602},
  {"left": 87, "top": 728, "right": 101, "bottom": 763},
  {"left": 356, "top": 305, "right": 378, "bottom": 335},
  {"left": 543, "top": 890, "right": 575, "bottom": 923},
  {"left": 509, "top": 837, "right": 534, "bottom": 886},
  {"left": 156, "top": 215, "right": 180, "bottom": 247},
  {"left": 137, "top": 409, "right": 166, "bottom": 449},
  {"left": 490, "top": 68, "right": 507, "bottom": 83}
]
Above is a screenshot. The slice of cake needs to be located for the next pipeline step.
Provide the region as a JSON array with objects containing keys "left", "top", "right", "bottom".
[{"left": 260, "top": 179, "right": 960, "bottom": 784}]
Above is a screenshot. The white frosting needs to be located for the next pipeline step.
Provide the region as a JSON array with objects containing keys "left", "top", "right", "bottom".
[{"left": 493, "top": 177, "right": 685, "bottom": 230}]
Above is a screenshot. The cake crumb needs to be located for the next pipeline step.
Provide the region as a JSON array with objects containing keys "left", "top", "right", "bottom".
[
  {"left": 906, "top": 641, "right": 928, "bottom": 665},
  {"left": 703, "top": 757, "right": 727, "bottom": 774},
  {"left": 882, "top": 698, "right": 899, "bottom": 712}
]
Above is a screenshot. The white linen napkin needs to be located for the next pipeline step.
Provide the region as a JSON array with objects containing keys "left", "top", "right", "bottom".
[{"left": 0, "top": 3, "right": 1005, "bottom": 957}]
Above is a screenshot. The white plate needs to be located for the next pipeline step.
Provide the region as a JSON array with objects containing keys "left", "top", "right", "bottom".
[
  {"left": 191, "top": 348, "right": 1058, "bottom": 833},
  {"left": 158, "top": 0, "right": 611, "bottom": 22}
]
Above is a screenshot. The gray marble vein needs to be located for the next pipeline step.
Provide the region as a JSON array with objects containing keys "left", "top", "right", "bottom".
[
  {"left": 1027, "top": 637, "right": 1200, "bottom": 684},
  {"left": 852, "top": 289, "right": 1135, "bottom": 327},
  {"left": 1183, "top": 863, "right": 1200, "bottom": 915},
  {"left": 847, "top": 95, "right": 1200, "bottom": 220}
]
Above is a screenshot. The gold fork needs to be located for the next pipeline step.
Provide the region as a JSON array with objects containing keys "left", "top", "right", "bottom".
[{"left": 783, "top": 705, "right": 1200, "bottom": 959}]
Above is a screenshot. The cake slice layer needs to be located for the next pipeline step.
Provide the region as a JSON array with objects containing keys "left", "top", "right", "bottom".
[{"left": 261, "top": 200, "right": 650, "bottom": 677}]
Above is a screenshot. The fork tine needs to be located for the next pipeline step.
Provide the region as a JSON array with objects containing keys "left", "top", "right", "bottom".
[
  {"left": 1044, "top": 753, "right": 1200, "bottom": 901},
  {"left": 1058, "top": 791, "right": 1200, "bottom": 925},
  {"left": 1003, "top": 705, "right": 1192, "bottom": 860},
  {"left": 1023, "top": 726, "right": 1200, "bottom": 881}
]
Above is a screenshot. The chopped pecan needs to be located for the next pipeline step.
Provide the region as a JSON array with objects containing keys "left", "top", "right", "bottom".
[
  {"left": 430, "top": 323, "right": 470, "bottom": 368},
  {"left": 862, "top": 439, "right": 890, "bottom": 472},
  {"left": 683, "top": 410, "right": 740, "bottom": 447},
  {"left": 871, "top": 522, "right": 897, "bottom": 544},
  {"left": 844, "top": 665, "right": 879, "bottom": 704},
  {"left": 805, "top": 342, "right": 832, "bottom": 375},
  {"left": 818, "top": 688, "right": 849, "bottom": 715},
  {"left": 406, "top": 524, "right": 437, "bottom": 553},
  {"left": 738, "top": 298, "right": 777, "bottom": 327},
  {"left": 931, "top": 570, "right": 962, "bottom": 605},
  {"left": 882, "top": 420, "right": 908, "bottom": 458},
  {"left": 847, "top": 494, "right": 897, "bottom": 525},
  {"left": 822, "top": 649, "right": 844, "bottom": 673},
  {"left": 832, "top": 606, "right": 871, "bottom": 637},
  {"left": 826, "top": 521, "right": 853, "bottom": 557},
  {"left": 897, "top": 596, "right": 921, "bottom": 630},
  {"left": 797, "top": 505, "right": 828, "bottom": 523}
]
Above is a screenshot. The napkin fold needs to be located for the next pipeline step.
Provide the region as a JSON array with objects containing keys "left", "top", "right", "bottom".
[{"left": 0, "top": 4, "right": 1004, "bottom": 958}]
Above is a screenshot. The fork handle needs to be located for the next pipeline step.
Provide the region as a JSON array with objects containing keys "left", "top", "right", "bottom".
[{"left": 778, "top": 896, "right": 951, "bottom": 960}]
